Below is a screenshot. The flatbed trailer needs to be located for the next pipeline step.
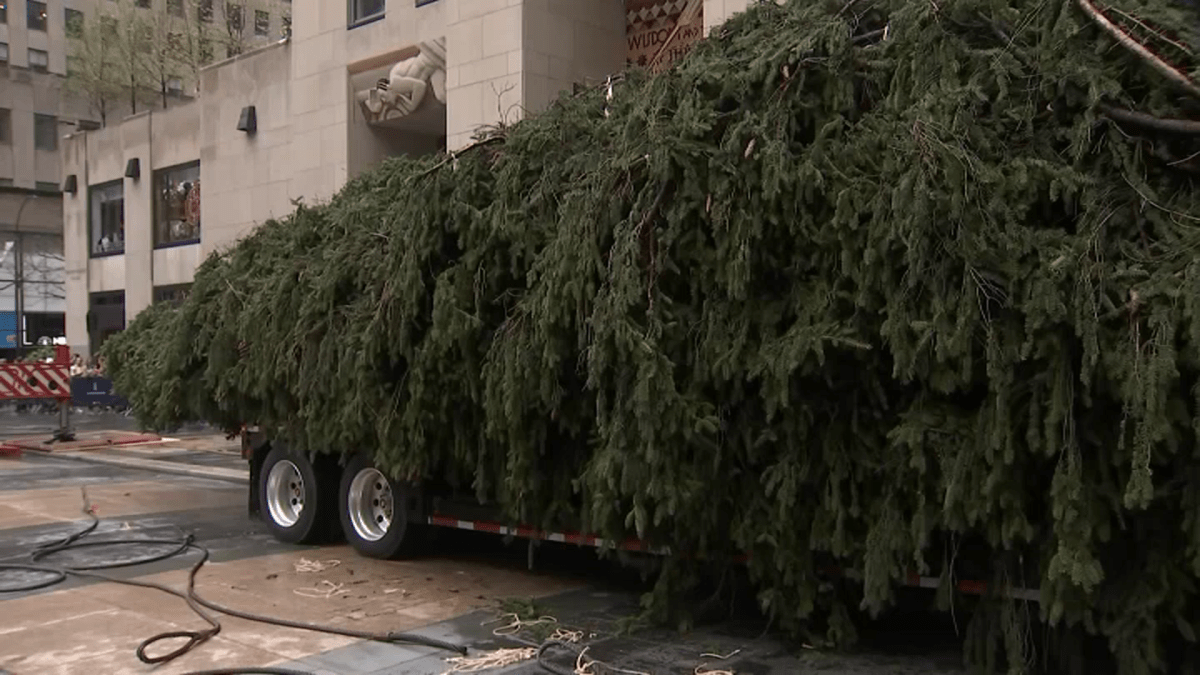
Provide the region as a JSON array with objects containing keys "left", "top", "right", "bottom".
[{"left": 239, "top": 428, "right": 1039, "bottom": 602}]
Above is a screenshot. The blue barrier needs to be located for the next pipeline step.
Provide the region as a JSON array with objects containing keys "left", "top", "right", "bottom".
[{"left": 71, "top": 377, "right": 129, "bottom": 408}]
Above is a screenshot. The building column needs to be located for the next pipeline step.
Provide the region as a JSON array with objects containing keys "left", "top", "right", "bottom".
[
  {"left": 121, "top": 114, "right": 153, "bottom": 324},
  {"left": 704, "top": 0, "right": 757, "bottom": 33},
  {"left": 62, "top": 133, "right": 90, "bottom": 359}
]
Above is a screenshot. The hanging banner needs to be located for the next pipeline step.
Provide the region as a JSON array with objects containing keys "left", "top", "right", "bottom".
[{"left": 626, "top": 0, "right": 704, "bottom": 73}]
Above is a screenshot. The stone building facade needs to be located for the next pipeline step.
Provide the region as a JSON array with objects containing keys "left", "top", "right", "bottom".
[{"left": 61, "top": 0, "right": 762, "bottom": 358}]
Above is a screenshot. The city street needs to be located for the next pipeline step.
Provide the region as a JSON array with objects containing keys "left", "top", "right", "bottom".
[{"left": 0, "top": 412, "right": 965, "bottom": 674}]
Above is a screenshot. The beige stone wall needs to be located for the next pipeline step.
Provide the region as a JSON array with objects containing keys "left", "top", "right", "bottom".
[
  {"left": 445, "top": 0, "right": 625, "bottom": 150},
  {"left": 62, "top": 102, "right": 206, "bottom": 353},
  {"left": 705, "top": 0, "right": 775, "bottom": 32},
  {"left": 199, "top": 42, "right": 293, "bottom": 254},
  {"left": 445, "top": 0, "right": 521, "bottom": 150},
  {"left": 521, "top": 0, "right": 625, "bottom": 114}
]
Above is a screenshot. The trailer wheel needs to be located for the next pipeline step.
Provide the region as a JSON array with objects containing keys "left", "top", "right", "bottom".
[
  {"left": 259, "top": 445, "right": 332, "bottom": 544},
  {"left": 339, "top": 454, "right": 422, "bottom": 559}
]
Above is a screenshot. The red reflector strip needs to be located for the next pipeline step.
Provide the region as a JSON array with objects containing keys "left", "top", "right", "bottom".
[{"left": 422, "top": 515, "right": 1036, "bottom": 602}]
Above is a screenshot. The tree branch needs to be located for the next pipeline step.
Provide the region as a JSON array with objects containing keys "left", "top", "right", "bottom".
[
  {"left": 1075, "top": 0, "right": 1200, "bottom": 99},
  {"left": 1098, "top": 102, "right": 1200, "bottom": 135}
]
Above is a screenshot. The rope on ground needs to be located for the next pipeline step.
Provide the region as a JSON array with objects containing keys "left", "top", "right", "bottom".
[
  {"left": 485, "top": 611, "right": 562, "bottom": 636},
  {"left": 695, "top": 648, "right": 739, "bottom": 675},
  {"left": 292, "top": 580, "right": 348, "bottom": 599},
  {"left": 440, "top": 647, "right": 539, "bottom": 673},
  {"left": 293, "top": 557, "right": 340, "bottom": 573}
]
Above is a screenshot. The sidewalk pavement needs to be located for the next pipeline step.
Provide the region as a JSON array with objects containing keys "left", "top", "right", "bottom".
[{"left": 0, "top": 430, "right": 249, "bottom": 483}]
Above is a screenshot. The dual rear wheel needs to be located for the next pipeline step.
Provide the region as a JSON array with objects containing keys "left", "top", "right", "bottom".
[{"left": 258, "top": 446, "right": 421, "bottom": 558}]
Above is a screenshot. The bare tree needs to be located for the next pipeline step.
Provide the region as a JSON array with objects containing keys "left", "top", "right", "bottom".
[
  {"left": 219, "top": 0, "right": 287, "bottom": 59},
  {"left": 66, "top": 0, "right": 290, "bottom": 121},
  {"left": 111, "top": 0, "right": 156, "bottom": 115},
  {"left": 64, "top": 9, "right": 124, "bottom": 126}
]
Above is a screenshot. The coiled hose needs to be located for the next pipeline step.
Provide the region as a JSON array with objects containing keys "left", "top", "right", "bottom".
[{"left": 0, "top": 489, "right": 467, "bottom": 674}]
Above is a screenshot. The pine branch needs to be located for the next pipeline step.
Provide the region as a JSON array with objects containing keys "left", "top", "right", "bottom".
[
  {"left": 1075, "top": 0, "right": 1200, "bottom": 98},
  {"left": 1098, "top": 102, "right": 1200, "bottom": 135}
]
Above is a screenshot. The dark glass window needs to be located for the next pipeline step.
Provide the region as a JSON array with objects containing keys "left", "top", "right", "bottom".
[
  {"left": 90, "top": 181, "right": 125, "bottom": 256},
  {"left": 349, "top": 0, "right": 384, "bottom": 25},
  {"left": 154, "top": 162, "right": 201, "bottom": 247},
  {"left": 65, "top": 8, "right": 83, "bottom": 37},
  {"left": 34, "top": 114, "right": 57, "bottom": 151},
  {"left": 27, "top": 0, "right": 46, "bottom": 31},
  {"left": 154, "top": 284, "right": 192, "bottom": 306},
  {"left": 28, "top": 48, "right": 48, "bottom": 73},
  {"left": 226, "top": 3, "right": 243, "bottom": 32},
  {"left": 254, "top": 9, "right": 268, "bottom": 35}
]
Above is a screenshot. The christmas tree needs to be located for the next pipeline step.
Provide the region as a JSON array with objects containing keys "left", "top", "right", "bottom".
[{"left": 105, "top": 0, "right": 1200, "bottom": 670}]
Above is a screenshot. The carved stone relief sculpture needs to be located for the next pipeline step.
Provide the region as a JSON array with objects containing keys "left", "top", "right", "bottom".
[{"left": 357, "top": 38, "right": 447, "bottom": 125}]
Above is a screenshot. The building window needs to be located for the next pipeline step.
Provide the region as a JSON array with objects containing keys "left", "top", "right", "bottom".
[
  {"left": 0, "top": 109, "right": 9, "bottom": 144},
  {"left": 28, "top": 48, "right": 48, "bottom": 73},
  {"left": 65, "top": 8, "right": 83, "bottom": 37},
  {"left": 167, "top": 77, "right": 183, "bottom": 94},
  {"left": 35, "top": 181, "right": 58, "bottom": 192},
  {"left": 90, "top": 182, "right": 125, "bottom": 256},
  {"left": 135, "top": 0, "right": 151, "bottom": 7},
  {"left": 0, "top": 42, "right": 8, "bottom": 64},
  {"left": 349, "top": 0, "right": 384, "bottom": 26},
  {"left": 168, "top": 0, "right": 183, "bottom": 16},
  {"left": 254, "top": 9, "right": 268, "bottom": 35},
  {"left": 0, "top": 2, "right": 7, "bottom": 24},
  {"left": 281, "top": 13, "right": 290, "bottom": 38},
  {"left": 226, "top": 3, "right": 243, "bottom": 32},
  {"left": 27, "top": 0, "right": 46, "bottom": 31},
  {"left": 154, "top": 162, "right": 201, "bottom": 247},
  {"left": 154, "top": 284, "right": 191, "bottom": 306},
  {"left": 198, "top": 0, "right": 213, "bottom": 22},
  {"left": 34, "top": 114, "right": 57, "bottom": 151},
  {"left": 0, "top": 178, "right": 12, "bottom": 187}
]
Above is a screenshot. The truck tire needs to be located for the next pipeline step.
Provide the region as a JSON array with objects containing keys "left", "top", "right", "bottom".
[
  {"left": 339, "top": 454, "right": 422, "bottom": 559},
  {"left": 258, "top": 445, "right": 334, "bottom": 544}
]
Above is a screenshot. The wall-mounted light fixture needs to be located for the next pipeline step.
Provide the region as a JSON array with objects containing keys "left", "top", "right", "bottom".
[
  {"left": 124, "top": 158, "right": 140, "bottom": 180},
  {"left": 63, "top": 174, "right": 78, "bottom": 195},
  {"left": 237, "top": 106, "right": 257, "bottom": 134}
]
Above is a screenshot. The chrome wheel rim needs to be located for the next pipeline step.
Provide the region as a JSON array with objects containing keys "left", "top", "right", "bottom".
[
  {"left": 266, "top": 460, "right": 305, "bottom": 528},
  {"left": 348, "top": 468, "right": 393, "bottom": 542}
]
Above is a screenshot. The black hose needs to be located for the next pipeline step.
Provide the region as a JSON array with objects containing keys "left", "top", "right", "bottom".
[
  {"left": 536, "top": 640, "right": 585, "bottom": 675},
  {"left": 176, "top": 669, "right": 316, "bottom": 675},
  {"left": 0, "top": 490, "right": 467, "bottom": 667}
]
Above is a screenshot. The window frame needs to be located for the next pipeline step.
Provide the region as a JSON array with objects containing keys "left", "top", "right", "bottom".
[
  {"left": 89, "top": 180, "right": 126, "bottom": 258},
  {"left": 0, "top": 2, "right": 8, "bottom": 24},
  {"left": 226, "top": 2, "right": 243, "bottom": 33},
  {"left": 0, "top": 109, "right": 9, "bottom": 145},
  {"left": 33, "top": 114, "right": 57, "bottom": 151},
  {"left": 153, "top": 161, "right": 201, "bottom": 249},
  {"left": 153, "top": 283, "right": 192, "bottom": 306},
  {"left": 64, "top": 7, "right": 83, "bottom": 37},
  {"left": 254, "top": 9, "right": 268, "bottom": 36},
  {"left": 28, "top": 48, "right": 49, "bottom": 73},
  {"left": 198, "top": 0, "right": 213, "bottom": 23},
  {"left": 0, "top": 42, "right": 8, "bottom": 64},
  {"left": 26, "top": 0, "right": 46, "bottom": 32},
  {"left": 348, "top": 0, "right": 384, "bottom": 28}
]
